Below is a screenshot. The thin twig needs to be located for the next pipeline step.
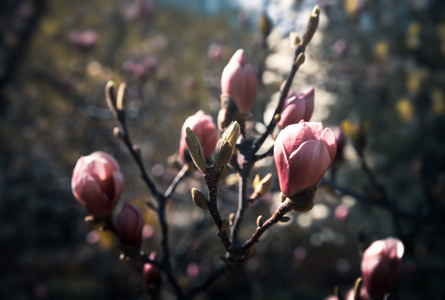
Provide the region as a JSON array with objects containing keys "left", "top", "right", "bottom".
[
  {"left": 113, "top": 108, "right": 184, "bottom": 297},
  {"left": 117, "top": 110, "right": 161, "bottom": 199},
  {"left": 243, "top": 200, "right": 293, "bottom": 250},
  {"left": 252, "top": 44, "right": 304, "bottom": 154},
  {"left": 204, "top": 167, "right": 233, "bottom": 252},
  {"left": 164, "top": 164, "right": 189, "bottom": 199},
  {"left": 231, "top": 166, "right": 249, "bottom": 244}
]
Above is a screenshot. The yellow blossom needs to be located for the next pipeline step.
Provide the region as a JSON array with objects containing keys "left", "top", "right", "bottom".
[{"left": 396, "top": 98, "right": 414, "bottom": 123}]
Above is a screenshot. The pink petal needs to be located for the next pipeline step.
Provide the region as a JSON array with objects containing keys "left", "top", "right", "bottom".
[
  {"left": 321, "top": 128, "right": 337, "bottom": 162},
  {"left": 274, "top": 139, "right": 291, "bottom": 196},
  {"left": 76, "top": 175, "right": 111, "bottom": 218},
  {"left": 278, "top": 96, "right": 306, "bottom": 128},
  {"left": 304, "top": 122, "right": 324, "bottom": 137},
  {"left": 287, "top": 140, "right": 332, "bottom": 196},
  {"left": 277, "top": 123, "right": 319, "bottom": 157}
]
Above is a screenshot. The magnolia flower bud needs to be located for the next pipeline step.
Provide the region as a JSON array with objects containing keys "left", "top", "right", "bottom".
[
  {"left": 179, "top": 110, "right": 218, "bottom": 169},
  {"left": 274, "top": 121, "right": 336, "bottom": 209},
  {"left": 278, "top": 87, "right": 315, "bottom": 129},
  {"left": 71, "top": 151, "right": 124, "bottom": 218},
  {"left": 116, "top": 203, "right": 144, "bottom": 247},
  {"left": 361, "top": 237, "right": 404, "bottom": 299},
  {"left": 221, "top": 49, "right": 257, "bottom": 114}
]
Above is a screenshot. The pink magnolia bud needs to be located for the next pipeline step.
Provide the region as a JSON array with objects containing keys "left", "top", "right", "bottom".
[
  {"left": 143, "top": 252, "right": 162, "bottom": 296},
  {"left": 71, "top": 151, "right": 124, "bottom": 218},
  {"left": 116, "top": 203, "right": 144, "bottom": 246},
  {"left": 274, "top": 121, "right": 337, "bottom": 197},
  {"left": 279, "top": 87, "right": 315, "bottom": 128},
  {"left": 221, "top": 49, "right": 257, "bottom": 114},
  {"left": 179, "top": 110, "right": 218, "bottom": 165},
  {"left": 361, "top": 237, "right": 404, "bottom": 299}
]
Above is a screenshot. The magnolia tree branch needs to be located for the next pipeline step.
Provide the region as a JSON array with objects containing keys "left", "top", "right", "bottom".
[
  {"left": 164, "top": 164, "right": 190, "bottom": 199},
  {"left": 106, "top": 82, "right": 185, "bottom": 297},
  {"left": 204, "top": 167, "right": 233, "bottom": 253},
  {"left": 230, "top": 7, "right": 320, "bottom": 247},
  {"left": 243, "top": 199, "right": 293, "bottom": 251}
]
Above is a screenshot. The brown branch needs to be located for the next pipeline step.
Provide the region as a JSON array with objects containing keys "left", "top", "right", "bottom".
[{"left": 243, "top": 200, "right": 293, "bottom": 250}]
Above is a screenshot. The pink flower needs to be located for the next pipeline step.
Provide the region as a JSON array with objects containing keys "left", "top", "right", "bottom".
[
  {"left": 279, "top": 87, "right": 315, "bottom": 128},
  {"left": 179, "top": 110, "right": 218, "bottom": 165},
  {"left": 143, "top": 252, "right": 162, "bottom": 296},
  {"left": 208, "top": 43, "right": 222, "bottom": 63},
  {"left": 274, "top": 121, "right": 336, "bottom": 197},
  {"left": 221, "top": 49, "right": 257, "bottom": 114},
  {"left": 116, "top": 203, "right": 144, "bottom": 246},
  {"left": 361, "top": 238, "right": 404, "bottom": 299},
  {"left": 70, "top": 30, "right": 97, "bottom": 50},
  {"left": 71, "top": 151, "right": 124, "bottom": 218}
]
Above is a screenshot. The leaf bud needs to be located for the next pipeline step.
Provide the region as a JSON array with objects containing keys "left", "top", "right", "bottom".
[
  {"left": 256, "top": 215, "right": 264, "bottom": 227},
  {"left": 191, "top": 188, "right": 209, "bottom": 210},
  {"left": 105, "top": 80, "right": 118, "bottom": 112},
  {"left": 216, "top": 167, "right": 229, "bottom": 185},
  {"left": 301, "top": 5, "right": 320, "bottom": 48},
  {"left": 185, "top": 127, "right": 207, "bottom": 173},
  {"left": 296, "top": 52, "right": 305, "bottom": 66},
  {"left": 221, "top": 121, "right": 240, "bottom": 149},
  {"left": 250, "top": 173, "right": 273, "bottom": 201},
  {"left": 214, "top": 140, "right": 234, "bottom": 168},
  {"left": 116, "top": 82, "right": 127, "bottom": 110},
  {"left": 113, "top": 127, "right": 124, "bottom": 141}
]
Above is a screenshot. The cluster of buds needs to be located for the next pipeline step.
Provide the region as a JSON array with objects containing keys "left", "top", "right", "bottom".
[
  {"left": 273, "top": 87, "right": 315, "bottom": 138},
  {"left": 71, "top": 151, "right": 145, "bottom": 250},
  {"left": 69, "top": 5, "right": 407, "bottom": 298},
  {"left": 179, "top": 110, "right": 219, "bottom": 169},
  {"left": 71, "top": 151, "right": 124, "bottom": 219}
]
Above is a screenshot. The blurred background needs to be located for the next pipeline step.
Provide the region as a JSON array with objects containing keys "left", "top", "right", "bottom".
[{"left": 1, "top": 0, "right": 445, "bottom": 299}]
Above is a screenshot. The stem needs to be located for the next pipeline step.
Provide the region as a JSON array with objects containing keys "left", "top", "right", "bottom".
[
  {"left": 114, "top": 109, "right": 184, "bottom": 297},
  {"left": 252, "top": 45, "right": 304, "bottom": 154},
  {"left": 164, "top": 164, "right": 189, "bottom": 199},
  {"left": 243, "top": 200, "right": 293, "bottom": 250},
  {"left": 204, "top": 168, "right": 233, "bottom": 252},
  {"left": 231, "top": 165, "right": 250, "bottom": 243},
  {"left": 117, "top": 110, "right": 161, "bottom": 198}
]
